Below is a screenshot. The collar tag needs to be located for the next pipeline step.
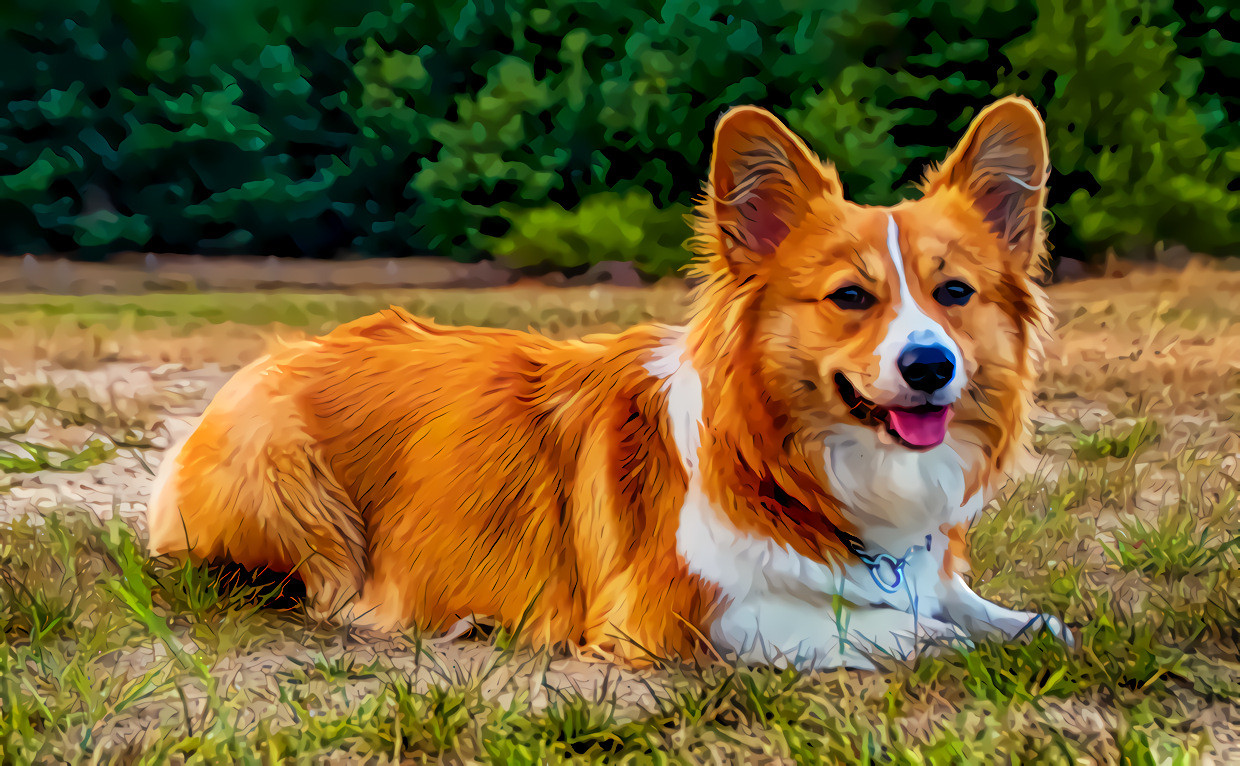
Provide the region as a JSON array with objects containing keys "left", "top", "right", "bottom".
[
  {"left": 858, "top": 552, "right": 906, "bottom": 593},
  {"left": 849, "top": 534, "right": 933, "bottom": 594}
]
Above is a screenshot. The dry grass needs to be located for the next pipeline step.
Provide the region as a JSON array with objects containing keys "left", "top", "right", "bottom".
[{"left": 1, "top": 262, "right": 1238, "bottom": 763}]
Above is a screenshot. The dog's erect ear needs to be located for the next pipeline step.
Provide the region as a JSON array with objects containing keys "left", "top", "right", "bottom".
[
  {"left": 924, "top": 97, "right": 1050, "bottom": 265},
  {"left": 709, "top": 106, "right": 839, "bottom": 263}
]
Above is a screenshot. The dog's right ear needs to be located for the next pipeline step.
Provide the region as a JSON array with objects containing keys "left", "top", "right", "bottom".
[{"left": 708, "top": 107, "right": 840, "bottom": 265}]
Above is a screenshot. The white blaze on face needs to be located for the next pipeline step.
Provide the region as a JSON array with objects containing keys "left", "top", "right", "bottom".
[{"left": 871, "top": 214, "right": 965, "bottom": 406}]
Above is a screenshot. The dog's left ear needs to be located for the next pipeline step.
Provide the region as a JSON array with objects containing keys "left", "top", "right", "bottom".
[{"left": 923, "top": 97, "right": 1050, "bottom": 268}]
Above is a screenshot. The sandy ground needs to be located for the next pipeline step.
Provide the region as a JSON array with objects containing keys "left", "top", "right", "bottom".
[
  {"left": 0, "top": 361, "right": 225, "bottom": 529},
  {"left": 3, "top": 261, "right": 1240, "bottom": 758}
]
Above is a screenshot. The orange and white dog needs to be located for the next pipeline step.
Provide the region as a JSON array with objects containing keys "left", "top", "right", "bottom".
[{"left": 148, "top": 96, "right": 1071, "bottom": 669}]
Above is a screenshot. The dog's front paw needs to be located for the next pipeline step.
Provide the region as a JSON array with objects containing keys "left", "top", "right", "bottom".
[{"left": 1018, "top": 613, "right": 1075, "bottom": 648}]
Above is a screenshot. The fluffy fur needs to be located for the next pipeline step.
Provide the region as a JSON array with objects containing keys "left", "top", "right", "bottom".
[{"left": 148, "top": 97, "right": 1071, "bottom": 668}]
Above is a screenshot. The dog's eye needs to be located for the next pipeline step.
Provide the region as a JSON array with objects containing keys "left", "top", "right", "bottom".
[
  {"left": 826, "top": 285, "right": 877, "bottom": 311},
  {"left": 933, "top": 280, "right": 975, "bottom": 307}
]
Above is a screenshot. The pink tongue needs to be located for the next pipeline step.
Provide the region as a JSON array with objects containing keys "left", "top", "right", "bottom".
[{"left": 887, "top": 407, "right": 953, "bottom": 448}]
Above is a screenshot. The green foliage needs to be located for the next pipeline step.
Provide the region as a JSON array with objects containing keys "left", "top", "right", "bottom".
[
  {"left": 0, "top": 0, "right": 1234, "bottom": 264},
  {"left": 1000, "top": 0, "right": 1240, "bottom": 257},
  {"left": 492, "top": 191, "right": 691, "bottom": 276}
]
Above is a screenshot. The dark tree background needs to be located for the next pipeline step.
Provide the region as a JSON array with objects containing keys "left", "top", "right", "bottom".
[{"left": 0, "top": 0, "right": 1235, "bottom": 274}]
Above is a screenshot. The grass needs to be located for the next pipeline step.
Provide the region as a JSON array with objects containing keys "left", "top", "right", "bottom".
[
  {"left": 0, "top": 284, "right": 688, "bottom": 344},
  {"left": 0, "top": 439, "right": 115, "bottom": 474},
  {"left": 2, "top": 262, "right": 1240, "bottom": 762}
]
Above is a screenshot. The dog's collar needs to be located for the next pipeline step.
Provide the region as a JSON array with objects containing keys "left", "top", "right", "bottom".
[{"left": 836, "top": 531, "right": 933, "bottom": 594}]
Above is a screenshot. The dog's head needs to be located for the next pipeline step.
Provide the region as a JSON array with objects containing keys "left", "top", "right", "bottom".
[{"left": 693, "top": 97, "right": 1051, "bottom": 457}]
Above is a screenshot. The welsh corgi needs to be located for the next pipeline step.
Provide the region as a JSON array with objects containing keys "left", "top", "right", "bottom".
[{"left": 148, "top": 96, "right": 1072, "bottom": 669}]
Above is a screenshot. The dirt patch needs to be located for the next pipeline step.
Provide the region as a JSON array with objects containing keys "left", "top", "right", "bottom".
[{"left": 0, "top": 362, "right": 231, "bottom": 529}]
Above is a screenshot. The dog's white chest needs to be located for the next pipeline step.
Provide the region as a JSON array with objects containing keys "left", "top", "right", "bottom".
[{"left": 822, "top": 424, "right": 981, "bottom": 556}]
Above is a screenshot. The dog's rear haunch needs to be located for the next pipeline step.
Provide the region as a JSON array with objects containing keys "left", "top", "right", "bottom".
[{"left": 149, "top": 98, "right": 1073, "bottom": 669}]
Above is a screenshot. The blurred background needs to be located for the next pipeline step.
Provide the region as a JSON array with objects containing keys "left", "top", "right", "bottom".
[{"left": 1, "top": 0, "right": 1235, "bottom": 282}]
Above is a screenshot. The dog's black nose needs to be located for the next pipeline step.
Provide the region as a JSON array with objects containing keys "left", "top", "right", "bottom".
[{"left": 898, "top": 345, "right": 955, "bottom": 393}]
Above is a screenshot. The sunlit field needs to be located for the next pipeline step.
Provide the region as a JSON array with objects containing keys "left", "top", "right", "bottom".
[{"left": 2, "top": 261, "right": 1238, "bottom": 763}]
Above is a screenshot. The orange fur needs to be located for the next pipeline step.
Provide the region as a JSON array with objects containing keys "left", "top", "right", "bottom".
[
  {"left": 149, "top": 96, "right": 1056, "bottom": 666},
  {"left": 940, "top": 523, "right": 972, "bottom": 578},
  {"left": 151, "top": 314, "right": 715, "bottom": 661}
]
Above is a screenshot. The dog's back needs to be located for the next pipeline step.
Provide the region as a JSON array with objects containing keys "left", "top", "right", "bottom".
[{"left": 148, "top": 308, "right": 707, "bottom": 658}]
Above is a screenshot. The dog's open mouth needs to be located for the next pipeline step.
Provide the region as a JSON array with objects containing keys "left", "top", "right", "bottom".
[{"left": 834, "top": 374, "right": 953, "bottom": 450}]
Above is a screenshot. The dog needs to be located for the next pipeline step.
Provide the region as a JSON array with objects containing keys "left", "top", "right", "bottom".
[{"left": 148, "top": 96, "right": 1071, "bottom": 669}]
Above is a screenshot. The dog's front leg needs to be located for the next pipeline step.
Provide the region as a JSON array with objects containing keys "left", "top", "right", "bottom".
[
  {"left": 714, "top": 596, "right": 967, "bottom": 671},
  {"left": 937, "top": 573, "right": 1074, "bottom": 646},
  {"left": 833, "top": 545, "right": 1073, "bottom": 648}
]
